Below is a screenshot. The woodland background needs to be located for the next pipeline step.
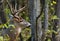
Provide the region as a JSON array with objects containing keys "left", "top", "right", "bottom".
[{"left": 0, "top": 0, "right": 60, "bottom": 41}]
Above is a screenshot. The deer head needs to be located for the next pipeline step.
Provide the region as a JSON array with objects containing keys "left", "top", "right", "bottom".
[
  {"left": 6, "top": 0, "right": 31, "bottom": 33},
  {"left": 6, "top": 0, "right": 31, "bottom": 27}
]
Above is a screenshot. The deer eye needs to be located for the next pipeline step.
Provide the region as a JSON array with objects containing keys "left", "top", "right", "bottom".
[
  {"left": 20, "top": 19, "right": 23, "bottom": 22},
  {"left": 19, "top": 17, "right": 23, "bottom": 22}
]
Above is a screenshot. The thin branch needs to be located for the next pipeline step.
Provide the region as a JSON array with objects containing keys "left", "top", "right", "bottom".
[
  {"left": 6, "top": 0, "right": 14, "bottom": 14},
  {"left": 15, "top": 0, "right": 17, "bottom": 11}
]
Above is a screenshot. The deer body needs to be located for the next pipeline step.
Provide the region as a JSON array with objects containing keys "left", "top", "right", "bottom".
[{"left": 1, "top": 27, "right": 21, "bottom": 41}]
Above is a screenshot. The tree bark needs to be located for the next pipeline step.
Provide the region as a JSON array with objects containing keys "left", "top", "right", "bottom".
[
  {"left": 35, "top": 0, "right": 42, "bottom": 41},
  {"left": 28, "top": 0, "right": 41, "bottom": 41},
  {"left": 28, "top": 0, "right": 36, "bottom": 41},
  {"left": 42, "top": 0, "right": 49, "bottom": 41}
]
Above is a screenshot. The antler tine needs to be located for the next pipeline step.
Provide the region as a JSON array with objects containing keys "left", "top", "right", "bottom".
[
  {"left": 6, "top": 0, "right": 26, "bottom": 18},
  {"left": 15, "top": 6, "right": 26, "bottom": 16},
  {"left": 13, "top": 6, "right": 26, "bottom": 20},
  {"left": 6, "top": 0, "right": 14, "bottom": 14}
]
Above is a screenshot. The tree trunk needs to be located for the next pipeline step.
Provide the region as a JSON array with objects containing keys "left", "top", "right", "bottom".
[
  {"left": 35, "top": 0, "right": 42, "bottom": 41},
  {"left": 37, "top": 17, "right": 42, "bottom": 41},
  {"left": 42, "top": 0, "right": 49, "bottom": 41},
  {"left": 28, "top": 0, "right": 36, "bottom": 41},
  {"left": 56, "top": 0, "right": 60, "bottom": 41},
  {"left": 28, "top": 0, "right": 41, "bottom": 41},
  {"left": 0, "top": 0, "right": 7, "bottom": 24}
]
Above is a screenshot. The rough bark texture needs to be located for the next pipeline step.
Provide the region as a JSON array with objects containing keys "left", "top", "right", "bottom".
[
  {"left": 28, "top": 0, "right": 41, "bottom": 41},
  {"left": 37, "top": 18, "right": 42, "bottom": 41},
  {"left": 28, "top": 0, "right": 36, "bottom": 41},
  {"left": 42, "top": 0, "right": 49, "bottom": 41},
  {"left": 35, "top": 0, "right": 42, "bottom": 41}
]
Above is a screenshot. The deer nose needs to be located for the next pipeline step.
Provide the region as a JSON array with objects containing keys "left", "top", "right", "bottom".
[{"left": 27, "top": 22, "right": 31, "bottom": 27}]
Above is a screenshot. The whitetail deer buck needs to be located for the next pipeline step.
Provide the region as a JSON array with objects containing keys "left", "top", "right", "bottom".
[
  {"left": 1, "top": 17, "right": 31, "bottom": 41},
  {"left": 1, "top": 0, "right": 31, "bottom": 41}
]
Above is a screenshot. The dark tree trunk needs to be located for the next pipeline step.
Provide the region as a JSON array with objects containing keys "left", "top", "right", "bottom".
[
  {"left": 28, "top": 0, "right": 36, "bottom": 41},
  {"left": 42, "top": 0, "right": 49, "bottom": 41},
  {"left": 28, "top": 0, "right": 41, "bottom": 41},
  {"left": 0, "top": 0, "right": 7, "bottom": 24},
  {"left": 56, "top": 0, "right": 60, "bottom": 41}
]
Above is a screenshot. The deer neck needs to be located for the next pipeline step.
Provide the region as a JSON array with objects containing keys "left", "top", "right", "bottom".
[{"left": 15, "top": 27, "right": 22, "bottom": 34}]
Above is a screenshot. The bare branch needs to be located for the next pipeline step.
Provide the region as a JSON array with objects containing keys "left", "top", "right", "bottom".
[
  {"left": 15, "top": 0, "right": 17, "bottom": 11},
  {"left": 6, "top": 0, "right": 14, "bottom": 14}
]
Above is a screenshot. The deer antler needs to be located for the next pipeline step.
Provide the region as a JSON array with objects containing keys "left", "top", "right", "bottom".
[
  {"left": 15, "top": 6, "right": 26, "bottom": 16},
  {"left": 6, "top": 0, "right": 26, "bottom": 16}
]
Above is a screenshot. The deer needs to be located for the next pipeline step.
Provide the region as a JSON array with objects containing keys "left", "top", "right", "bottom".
[
  {"left": 1, "top": 16, "right": 31, "bottom": 41},
  {"left": 1, "top": 0, "right": 31, "bottom": 41}
]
